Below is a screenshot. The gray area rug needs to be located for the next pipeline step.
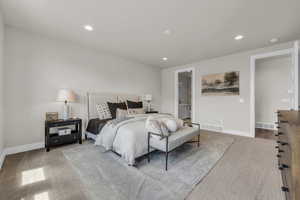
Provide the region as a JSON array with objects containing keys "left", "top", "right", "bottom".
[{"left": 63, "top": 133, "right": 234, "bottom": 200}]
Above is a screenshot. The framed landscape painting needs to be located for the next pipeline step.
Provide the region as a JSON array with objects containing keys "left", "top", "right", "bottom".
[{"left": 201, "top": 71, "right": 240, "bottom": 96}]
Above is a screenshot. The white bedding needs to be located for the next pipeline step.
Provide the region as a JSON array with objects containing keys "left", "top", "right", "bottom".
[{"left": 95, "top": 114, "right": 169, "bottom": 165}]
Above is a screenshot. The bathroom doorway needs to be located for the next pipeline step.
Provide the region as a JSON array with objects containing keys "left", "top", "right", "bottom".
[{"left": 175, "top": 68, "right": 195, "bottom": 123}]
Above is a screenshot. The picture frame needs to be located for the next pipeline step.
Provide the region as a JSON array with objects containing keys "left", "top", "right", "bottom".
[
  {"left": 46, "top": 112, "right": 59, "bottom": 121},
  {"left": 201, "top": 71, "right": 240, "bottom": 96}
]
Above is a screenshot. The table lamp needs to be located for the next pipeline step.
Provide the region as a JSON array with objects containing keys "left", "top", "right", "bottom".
[
  {"left": 144, "top": 94, "right": 152, "bottom": 112},
  {"left": 56, "top": 89, "right": 76, "bottom": 120}
]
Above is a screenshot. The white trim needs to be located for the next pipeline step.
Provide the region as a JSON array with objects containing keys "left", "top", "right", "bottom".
[
  {"left": 294, "top": 41, "right": 299, "bottom": 109},
  {"left": 174, "top": 67, "right": 196, "bottom": 122},
  {"left": 250, "top": 46, "right": 296, "bottom": 138},
  {"left": 255, "top": 122, "right": 276, "bottom": 130},
  {"left": 251, "top": 48, "right": 293, "bottom": 60},
  {"left": 0, "top": 150, "right": 5, "bottom": 169},
  {"left": 250, "top": 57, "right": 256, "bottom": 138},
  {"left": 4, "top": 142, "right": 44, "bottom": 155}
]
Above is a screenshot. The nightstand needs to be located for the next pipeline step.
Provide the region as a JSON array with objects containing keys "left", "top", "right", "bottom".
[
  {"left": 146, "top": 111, "right": 159, "bottom": 114},
  {"left": 45, "top": 118, "right": 82, "bottom": 152}
]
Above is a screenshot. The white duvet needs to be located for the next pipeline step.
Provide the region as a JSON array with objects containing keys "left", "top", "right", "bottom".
[{"left": 95, "top": 114, "right": 169, "bottom": 165}]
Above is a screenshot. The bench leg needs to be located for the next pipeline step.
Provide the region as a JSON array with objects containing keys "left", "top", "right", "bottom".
[
  {"left": 197, "top": 134, "right": 200, "bottom": 147},
  {"left": 165, "top": 136, "right": 169, "bottom": 171},
  {"left": 166, "top": 152, "right": 168, "bottom": 171},
  {"left": 147, "top": 132, "right": 150, "bottom": 163}
]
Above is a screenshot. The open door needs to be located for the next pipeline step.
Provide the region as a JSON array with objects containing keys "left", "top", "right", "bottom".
[{"left": 175, "top": 68, "right": 195, "bottom": 122}]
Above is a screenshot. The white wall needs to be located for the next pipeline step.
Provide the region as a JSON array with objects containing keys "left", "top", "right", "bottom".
[
  {"left": 4, "top": 26, "right": 161, "bottom": 148},
  {"left": 161, "top": 42, "right": 294, "bottom": 137},
  {"left": 255, "top": 55, "right": 292, "bottom": 125},
  {"left": 0, "top": 10, "right": 4, "bottom": 161}
]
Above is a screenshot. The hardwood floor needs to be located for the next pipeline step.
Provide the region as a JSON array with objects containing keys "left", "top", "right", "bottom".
[
  {"left": 0, "top": 131, "right": 284, "bottom": 200},
  {"left": 255, "top": 128, "right": 276, "bottom": 140}
]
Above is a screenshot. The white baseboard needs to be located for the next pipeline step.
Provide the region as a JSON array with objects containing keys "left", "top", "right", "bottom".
[
  {"left": 255, "top": 122, "right": 276, "bottom": 130},
  {"left": 4, "top": 142, "right": 45, "bottom": 155},
  {"left": 0, "top": 150, "right": 5, "bottom": 169}
]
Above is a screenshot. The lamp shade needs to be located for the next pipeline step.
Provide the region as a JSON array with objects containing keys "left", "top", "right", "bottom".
[
  {"left": 144, "top": 94, "right": 152, "bottom": 101},
  {"left": 56, "top": 89, "right": 76, "bottom": 102}
]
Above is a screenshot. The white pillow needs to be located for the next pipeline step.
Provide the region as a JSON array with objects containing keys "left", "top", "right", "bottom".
[
  {"left": 163, "top": 118, "right": 178, "bottom": 132},
  {"left": 116, "top": 108, "right": 128, "bottom": 120},
  {"left": 145, "top": 116, "right": 169, "bottom": 139},
  {"left": 176, "top": 119, "right": 184, "bottom": 130},
  {"left": 96, "top": 103, "right": 112, "bottom": 119},
  {"left": 127, "top": 108, "right": 145, "bottom": 115}
]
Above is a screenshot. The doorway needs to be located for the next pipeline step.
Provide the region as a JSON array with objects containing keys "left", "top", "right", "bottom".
[
  {"left": 250, "top": 41, "right": 299, "bottom": 138},
  {"left": 175, "top": 68, "right": 195, "bottom": 123},
  {"left": 255, "top": 55, "right": 292, "bottom": 139}
]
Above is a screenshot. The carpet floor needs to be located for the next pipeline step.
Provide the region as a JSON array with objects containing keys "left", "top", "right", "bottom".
[{"left": 63, "top": 133, "right": 234, "bottom": 200}]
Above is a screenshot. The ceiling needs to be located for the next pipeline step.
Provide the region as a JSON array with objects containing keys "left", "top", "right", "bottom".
[{"left": 1, "top": 0, "right": 300, "bottom": 68}]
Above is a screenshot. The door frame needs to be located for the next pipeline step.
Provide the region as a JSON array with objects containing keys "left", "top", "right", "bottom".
[
  {"left": 250, "top": 41, "right": 299, "bottom": 137},
  {"left": 174, "top": 67, "right": 196, "bottom": 122}
]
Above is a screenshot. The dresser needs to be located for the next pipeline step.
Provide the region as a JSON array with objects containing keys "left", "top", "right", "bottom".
[{"left": 276, "top": 111, "right": 300, "bottom": 200}]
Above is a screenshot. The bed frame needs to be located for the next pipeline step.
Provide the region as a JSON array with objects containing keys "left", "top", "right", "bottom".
[{"left": 85, "top": 92, "right": 142, "bottom": 138}]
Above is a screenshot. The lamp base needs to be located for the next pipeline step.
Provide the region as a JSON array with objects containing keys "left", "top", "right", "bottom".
[
  {"left": 147, "top": 101, "right": 151, "bottom": 112},
  {"left": 62, "top": 103, "right": 69, "bottom": 120}
]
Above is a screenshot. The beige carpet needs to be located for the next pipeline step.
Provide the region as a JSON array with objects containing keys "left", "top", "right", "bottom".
[{"left": 63, "top": 133, "right": 234, "bottom": 200}]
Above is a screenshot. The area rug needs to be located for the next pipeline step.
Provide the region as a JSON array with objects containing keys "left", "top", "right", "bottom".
[{"left": 63, "top": 133, "right": 234, "bottom": 200}]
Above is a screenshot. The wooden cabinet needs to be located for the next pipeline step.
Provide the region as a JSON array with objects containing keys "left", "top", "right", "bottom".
[{"left": 276, "top": 111, "right": 300, "bottom": 200}]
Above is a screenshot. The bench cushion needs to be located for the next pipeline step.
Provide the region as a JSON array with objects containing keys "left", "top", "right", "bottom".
[{"left": 150, "top": 126, "right": 199, "bottom": 152}]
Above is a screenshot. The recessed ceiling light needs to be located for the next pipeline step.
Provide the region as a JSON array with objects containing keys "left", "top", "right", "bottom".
[
  {"left": 84, "top": 25, "right": 93, "bottom": 31},
  {"left": 234, "top": 35, "right": 244, "bottom": 40},
  {"left": 163, "top": 29, "right": 171, "bottom": 35},
  {"left": 270, "top": 38, "right": 279, "bottom": 43},
  {"left": 162, "top": 57, "right": 168, "bottom": 61}
]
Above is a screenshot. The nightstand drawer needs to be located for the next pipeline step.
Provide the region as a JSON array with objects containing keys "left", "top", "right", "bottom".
[{"left": 49, "top": 134, "right": 78, "bottom": 146}]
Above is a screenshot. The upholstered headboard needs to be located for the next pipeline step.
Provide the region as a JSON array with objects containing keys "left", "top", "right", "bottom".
[{"left": 87, "top": 92, "right": 142, "bottom": 120}]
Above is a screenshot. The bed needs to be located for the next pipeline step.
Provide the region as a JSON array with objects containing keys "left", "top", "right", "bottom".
[{"left": 85, "top": 92, "right": 165, "bottom": 165}]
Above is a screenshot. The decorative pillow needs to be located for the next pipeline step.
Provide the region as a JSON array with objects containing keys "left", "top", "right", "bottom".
[
  {"left": 145, "top": 116, "right": 170, "bottom": 140},
  {"left": 163, "top": 118, "right": 178, "bottom": 132},
  {"left": 96, "top": 103, "right": 112, "bottom": 120},
  {"left": 107, "top": 102, "right": 127, "bottom": 119},
  {"left": 127, "top": 108, "right": 145, "bottom": 115},
  {"left": 116, "top": 108, "right": 128, "bottom": 120},
  {"left": 162, "top": 118, "right": 185, "bottom": 132},
  {"left": 176, "top": 119, "right": 184, "bottom": 129},
  {"left": 127, "top": 100, "right": 143, "bottom": 109}
]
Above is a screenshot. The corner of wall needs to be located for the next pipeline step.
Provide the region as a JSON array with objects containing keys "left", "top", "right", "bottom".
[{"left": 0, "top": 9, "right": 4, "bottom": 169}]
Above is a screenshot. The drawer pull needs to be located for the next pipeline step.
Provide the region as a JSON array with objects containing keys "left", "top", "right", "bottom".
[
  {"left": 275, "top": 146, "right": 279, "bottom": 149},
  {"left": 281, "top": 187, "right": 289, "bottom": 192},
  {"left": 276, "top": 154, "right": 281, "bottom": 158},
  {"left": 277, "top": 126, "right": 280, "bottom": 129},
  {"left": 281, "top": 142, "right": 288, "bottom": 146},
  {"left": 276, "top": 141, "right": 281, "bottom": 144},
  {"left": 278, "top": 150, "right": 284, "bottom": 153},
  {"left": 278, "top": 132, "right": 283, "bottom": 135},
  {"left": 278, "top": 167, "right": 283, "bottom": 170}
]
